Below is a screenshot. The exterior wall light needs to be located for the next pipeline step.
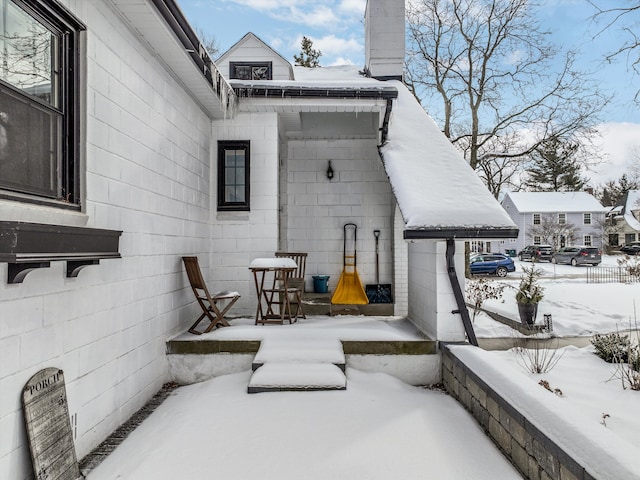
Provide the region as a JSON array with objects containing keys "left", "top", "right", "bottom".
[{"left": 326, "top": 160, "right": 334, "bottom": 181}]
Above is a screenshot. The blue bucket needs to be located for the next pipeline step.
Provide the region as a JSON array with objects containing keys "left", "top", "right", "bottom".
[{"left": 312, "top": 275, "right": 330, "bottom": 294}]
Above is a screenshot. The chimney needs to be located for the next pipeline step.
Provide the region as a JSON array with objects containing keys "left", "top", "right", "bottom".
[{"left": 364, "top": 0, "right": 405, "bottom": 80}]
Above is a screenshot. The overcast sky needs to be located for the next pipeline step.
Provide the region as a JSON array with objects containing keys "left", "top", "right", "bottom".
[{"left": 177, "top": 0, "right": 640, "bottom": 184}]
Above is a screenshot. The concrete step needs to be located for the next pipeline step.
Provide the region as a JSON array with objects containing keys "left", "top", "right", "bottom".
[
  {"left": 302, "top": 293, "right": 394, "bottom": 316},
  {"left": 247, "top": 363, "right": 347, "bottom": 393},
  {"left": 252, "top": 337, "right": 345, "bottom": 371}
]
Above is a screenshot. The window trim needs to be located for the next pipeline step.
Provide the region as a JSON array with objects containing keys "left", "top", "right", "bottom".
[
  {"left": 533, "top": 235, "right": 541, "bottom": 245},
  {"left": 583, "top": 213, "right": 592, "bottom": 225},
  {"left": 217, "top": 140, "right": 250, "bottom": 212},
  {"left": 558, "top": 213, "right": 566, "bottom": 225},
  {"left": 0, "top": 0, "right": 85, "bottom": 209},
  {"left": 532, "top": 213, "right": 541, "bottom": 225},
  {"left": 583, "top": 235, "right": 592, "bottom": 246}
]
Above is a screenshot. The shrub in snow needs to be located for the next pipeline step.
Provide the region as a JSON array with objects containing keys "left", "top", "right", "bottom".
[
  {"left": 465, "top": 278, "right": 506, "bottom": 322},
  {"left": 617, "top": 255, "right": 640, "bottom": 280},
  {"left": 513, "top": 338, "right": 563, "bottom": 374},
  {"left": 591, "top": 332, "right": 632, "bottom": 363},
  {"left": 592, "top": 331, "right": 640, "bottom": 391}
]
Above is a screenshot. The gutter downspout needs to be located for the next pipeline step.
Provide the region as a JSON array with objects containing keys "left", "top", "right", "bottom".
[
  {"left": 379, "top": 98, "right": 393, "bottom": 146},
  {"left": 446, "top": 238, "right": 478, "bottom": 346}
]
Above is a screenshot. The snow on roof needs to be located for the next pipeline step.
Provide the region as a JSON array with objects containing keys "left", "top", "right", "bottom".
[
  {"left": 504, "top": 191, "right": 607, "bottom": 213},
  {"left": 232, "top": 64, "right": 517, "bottom": 237},
  {"left": 623, "top": 190, "right": 640, "bottom": 230},
  {"left": 380, "top": 82, "right": 517, "bottom": 237}
]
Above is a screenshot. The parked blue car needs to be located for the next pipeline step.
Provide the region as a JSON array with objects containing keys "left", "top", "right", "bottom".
[{"left": 470, "top": 253, "right": 516, "bottom": 277}]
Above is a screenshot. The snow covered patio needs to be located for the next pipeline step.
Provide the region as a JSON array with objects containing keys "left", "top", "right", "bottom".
[{"left": 84, "top": 368, "right": 522, "bottom": 480}]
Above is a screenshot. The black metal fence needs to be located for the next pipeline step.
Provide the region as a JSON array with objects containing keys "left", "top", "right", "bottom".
[{"left": 586, "top": 266, "right": 639, "bottom": 284}]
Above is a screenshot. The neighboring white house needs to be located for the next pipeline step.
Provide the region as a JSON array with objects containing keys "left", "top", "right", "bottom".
[
  {"left": 606, "top": 190, "right": 640, "bottom": 247},
  {"left": 0, "top": 0, "right": 516, "bottom": 478},
  {"left": 500, "top": 191, "right": 607, "bottom": 252}
]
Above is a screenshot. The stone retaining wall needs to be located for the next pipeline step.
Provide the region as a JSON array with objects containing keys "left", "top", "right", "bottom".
[{"left": 440, "top": 343, "right": 594, "bottom": 480}]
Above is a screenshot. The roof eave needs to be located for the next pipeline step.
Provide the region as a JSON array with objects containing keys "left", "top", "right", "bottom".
[
  {"left": 111, "top": 0, "right": 236, "bottom": 119},
  {"left": 403, "top": 227, "right": 520, "bottom": 240},
  {"left": 232, "top": 83, "right": 398, "bottom": 100}
]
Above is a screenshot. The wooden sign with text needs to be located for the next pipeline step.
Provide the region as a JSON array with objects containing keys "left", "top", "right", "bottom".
[{"left": 22, "top": 368, "right": 82, "bottom": 480}]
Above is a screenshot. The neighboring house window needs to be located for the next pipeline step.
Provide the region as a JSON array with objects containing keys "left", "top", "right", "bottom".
[
  {"left": 533, "top": 235, "right": 541, "bottom": 245},
  {"left": 229, "top": 62, "right": 272, "bottom": 80},
  {"left": 0, "top": 0, "right": 83, "bottom": 207},
  {"left": 584, "top": 235, "right": 592, "bottom": 246},
  {"left": 217, "top": 141, "right": 250, "bottom": 211},
  {"left": 608, "top": 234, "right": 618, "bottom": 247},
  {"left": 532, "top": 213, "right": 541, "bottom": 225},
  {"left": 625, "top": 233, "right": 637, "bottom": 244},
  {"left": 583, "top": 213, "right": 592, "bottom": 225},
  {"left": 558, "top": 213, "right": 566, "bottom": 224}
]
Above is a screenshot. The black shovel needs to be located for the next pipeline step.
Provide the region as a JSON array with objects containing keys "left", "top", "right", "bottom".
[{"left": 366, "top": 230, "right": 393, "bottom": 303}]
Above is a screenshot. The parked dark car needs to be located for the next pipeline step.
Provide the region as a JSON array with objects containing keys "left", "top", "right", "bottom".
[
  {"left": 518, "top": 245, "right": 554, "bottom": 262},
  {"left": 619, "top": 241, "right": 640, "bottom": 255},
  {"left": 470, "top": 253, "right": 516, "bottom": 277},
  {"left": 551, "top": 246, "right": 601, "bottom": 266}
]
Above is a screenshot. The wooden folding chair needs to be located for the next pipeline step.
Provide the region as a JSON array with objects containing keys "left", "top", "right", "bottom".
[
  {"left": 274, "top": 252, "right": 307, "bottom": 319},
  {"left": 182, "top": 257, "right": 240, "bottom": 334}
]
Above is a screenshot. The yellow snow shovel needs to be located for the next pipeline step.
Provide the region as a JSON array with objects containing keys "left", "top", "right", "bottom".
[{"left": 331, "top": 223, "right": 369, "bottom": 305}]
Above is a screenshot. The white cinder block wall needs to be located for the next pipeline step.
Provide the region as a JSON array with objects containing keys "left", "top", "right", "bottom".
[
  {"left": 210, "top": 112, "right": 280, "bottom": 315},
  {"left": 393, "top": 204, "right": 408, "bottom": 316},
  {"left": 0, "top": 2, "right": 215, "bottom": 478},
  {"left": 407, "top": 241, "right": 466, "bottom": 342},
  {"left": 284, "top": 139, "right": 395, "bottom": 294}
]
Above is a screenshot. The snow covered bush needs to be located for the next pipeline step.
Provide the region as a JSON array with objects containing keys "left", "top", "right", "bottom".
[
  {"left": 465, "top": 278, "right": 506, "bottom": 322},
  {"left": 591, "top": 332, "right": 632, "bottom": 363},
  {"left": 617, "top": 254, "right": 640, "bottom": 280},
  {"left": 592, "top": 331, "right": 640, "bottom": 390}
]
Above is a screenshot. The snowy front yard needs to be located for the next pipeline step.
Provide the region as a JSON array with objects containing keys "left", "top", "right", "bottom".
[
  {"left": 468, "top": 254, "right": 640, "bottom": 461},
  {"left": 473, "top": 255, "right": 639, "bottom": 338}
]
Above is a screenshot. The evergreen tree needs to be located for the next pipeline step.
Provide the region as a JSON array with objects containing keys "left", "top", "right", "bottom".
[
  {"left": 524, "top": 136, "right": 588, "bottom": 192},
  {"left": 597, "top": 174, "right": 640, "bottom": 206},
  {"left": 293, "top": 36, "right": 321, "bottom": 67}
]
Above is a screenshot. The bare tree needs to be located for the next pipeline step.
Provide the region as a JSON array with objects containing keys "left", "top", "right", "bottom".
[
  {"left": 590, "top": 1, "right": 640, "bottom": 102},
  {"left": 405, "top": 0, "right": 609, "bottom": 198},
  {"left": 528, "top": 215, "right": 577, "bottom": 249},
  {"left": 194, "top": 27, "right": 220, "bottom": 59},
  {"left": 596, "top": 216, "right": 625, "bottom": 252}
]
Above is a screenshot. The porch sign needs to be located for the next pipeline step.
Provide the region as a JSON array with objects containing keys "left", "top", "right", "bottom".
[{"left": 22, "top": 368, "right": 82, "bottom": 480}]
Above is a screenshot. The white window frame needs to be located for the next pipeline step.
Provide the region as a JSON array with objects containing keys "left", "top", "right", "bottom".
[
  {"left": 558, "top": 213, "right": 566, "bottom": 225},
  {"left": 533, "top": 235, "right": 541, "bottom": 245},
  {"left": 532, "top": 213, "right": 541, "bottom": 225},
  {"left": 584, "top": 235, "right": 592, "bottom": 246},
  {"left": 583, "top": 213, "right": 592, "bottom": 225}
]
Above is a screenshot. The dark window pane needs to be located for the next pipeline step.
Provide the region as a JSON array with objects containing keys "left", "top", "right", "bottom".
[
  {"left": 234, "top": 65, "right": 251, "bottom": 80},
  {"left": 0, "top": 88, "right": 60, "bottom": 197}
]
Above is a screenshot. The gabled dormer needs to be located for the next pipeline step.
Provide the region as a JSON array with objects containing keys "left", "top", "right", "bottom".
[{"left": 216, "top": 32, "right": 294, "bottom": 81}]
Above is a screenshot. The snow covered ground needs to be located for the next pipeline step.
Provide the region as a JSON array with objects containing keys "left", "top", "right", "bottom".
[
  {"left": 85, "top": 255, "right": 639, "bottom": 479},
  {"left": 471, "top": 254, "right": 640, "bottom": 460},
  {"left": 474, "top": 255, "right": 639, "bottom": 338},
  {"left": 86, "top": 369, "right": 522, "bottom": 480}
]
